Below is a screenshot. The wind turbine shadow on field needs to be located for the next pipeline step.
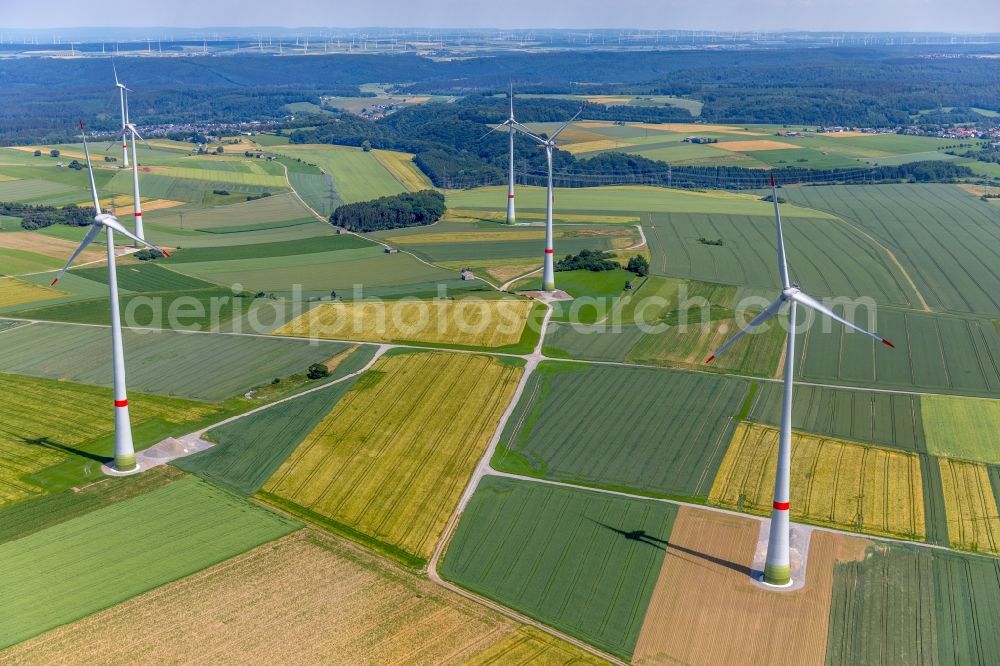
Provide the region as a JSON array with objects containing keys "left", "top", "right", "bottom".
[
  {"left": 21, "top": 436, "right": 112, "bottom": 464},
  {"left": 587, "top": 518, "right": 669, "bottom": 551},
  {"left": 665, "top": 542, "right": 752, "bottom": 577}
]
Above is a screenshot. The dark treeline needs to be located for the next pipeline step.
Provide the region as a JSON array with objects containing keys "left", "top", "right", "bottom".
[
  {"left": 330, "top": 190, "right": 445, "bottom": 232},
  {"left": 291, "top": 98, "right": 975, "bottom": 190},
  {"left": 3, "top": 46, "right": 1000, "bottom": 143},
  {"left": 0, "top": 202, "right": 94, "bottom": 230}
]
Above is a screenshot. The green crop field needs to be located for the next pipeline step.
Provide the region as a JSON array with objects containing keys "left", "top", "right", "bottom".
[
  {"left": 642, "top": 211, "right": 917, "bottom": 308},
  {"left": 144, "top": 192, "right": 312, "bottom": 231},
  {"left": 176, "top": 378, "right": 360, "bottom": 495},
  {"left": 795, "top": 308, "right": 1000, "bottom": 398},
  {"left": 747, "top": 383, "right": 926, "bottom": 452},
  {"left": 826, "top": 542, "right": 1000, "bottom": 666},
  {"left": 0, "top": 178, "right": 77, "bottom": 203},
  {"left": 0, "top": 247, "right": 63, "bottom": 276},
  {"left": 143, "top": 165, "right": 287, "bottom": 188},
  {"left": 0, "top": 476, "right": 300, "bottom": 649},
  {"left": 0, "top": 466, "right": 182, "bottom": 546},
  {"left": 262, "top": 351, "right": 522, "bottom": 566},
  {"left": 494, "top": 362, "right": 749, "bottom": 499},
  {"left": 168, "top": 247, "right": 465, "bottom": 297},
  {"left": 0, "top": 323, "right": 352, "bottom": 401},
  {"left": 447, "top": 185, "right": 834, "bottom": 218},
  {"left": 274, "top": 144, "right": 406, "bottom": 203},
  {"left": 70, "top": 262, "right": 217, "bottom": 293},
  {"left": 440, "top": 476, "right": 677, "bottom": 660},
  {"left": 168, "top": 234, "right": 373, "bottom": 263},
  {"left": 0, "top": 373, "right": 217, "bottom": 507},
  {"left": 784, "top": 185, "right": 1000, "bottom": 316},
  {"left": 921, "top": 395, "right": 1000, "bottom": 464},
  {"left": 543, "top": 322, "right": 648, "bottom": 362},
  {"left": 289, "top": 172, "right": 341, "bottom": 217}
]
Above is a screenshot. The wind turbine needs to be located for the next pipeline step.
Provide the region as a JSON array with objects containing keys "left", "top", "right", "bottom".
[
  {"left": 481, "top": 85, "right": 522, "bottom": 225},
  {"left": 51, "top": 123, "right": 169, "bottom": 473},
  {"left": 113, "top": 63, "right": 130, "bottom": 167},
  {"left": 706, "top": 174, "right": 893, "bottom": 587},
  {"left": 506, "top": 110, "right": 580, "bottom": 292},
  {"left": 125, "top": 121, "right": 148, "bottom": 243}
]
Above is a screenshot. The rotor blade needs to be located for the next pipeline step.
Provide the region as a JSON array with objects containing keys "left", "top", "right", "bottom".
[
  {"left": 705, "top": 294, "right": 785, "bottom": 363},
  {"left": 549, "top": 109, "right": 582, "bottom": 142},
  {"left": 79, "top": 121, "right": 103, "bottom": 214},
  {"left": 100, "top": 214, "right": 170, "bottom": 256},
  {"left": 479, "top": 123, "right": 507, "bottom": 141},
  {"left": 509, "top": 82, "right": 514, "bottom": 121},
  {"left": 509, "top": 120, "right": 546, "bottom": 144},
  {"left": 112, "top": 60, "right": 119, "bottom": 85},
  {"left": 128, "top": 124, "right": 151, "bottom": 149},
  {"left": 50, "top": 223, "right": 103, "bottom": 286},
  {"left": 789, "top": 290, "right": 893, "bottom": 348},
  {"left": 770, "top": 173, "right": 790, "bottom": 289}
]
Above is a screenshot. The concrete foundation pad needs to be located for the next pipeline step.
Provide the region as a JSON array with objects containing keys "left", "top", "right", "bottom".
[
  {"left": 521, "top": 289, "right": 573, "bottom": 303},
  {"left": 101, "top": 435, "right": 214, "bottom": 477},
  {"left": 749, "top": 519, "right": 813, "bottom": 592}
]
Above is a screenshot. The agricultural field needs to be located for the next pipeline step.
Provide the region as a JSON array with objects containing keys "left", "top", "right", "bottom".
[
  {"left": 921, "top": 395, "right": 1000, "bottom": 463},
  {"left": 70, "top": 262, "right": 217, "bottom": 293},
  {"left": 275, "top": 298, "right": 535, "bottom": 348},
  {"left": 795, "top": 307, "right": 1000, "bottom": 398},
  {"left": 710, "top": 423, "right": 926, "bottom": 540},
  {"left": 175, "top": 377, "right": 362, "bottom": 495},
  {"left": 446, "top": 184, "right": 833, "bottom": 218},
  {"left": 0, "top": 248, "right": 64, "bottom": 276},
  {"left": 1, "top": 530, "right": 602, "bottom": 665},
  {"left": 0, "top": 322, "right": 353, "bottom": 401},
  {"left": 642, "top": 210, "right": 917, "bottom": 308},
  {"left": 826, "top": 542, "right": 1000, "bottom": 665},
  {"left": 372, "top": 149, "right": 434, "bottom": 191},
  {"left": 784, "top": 184, "right": 1000, "bottom": 317},
  {"left": 0, "top": 476, "right": 299, "bottom": 649},
  {"left": 0, "top": 277, "right": 65, "bottom": 308},
  {"left": 746, "top": 383, "right": 926, "bottom": 452},
  {"left": 262, "top": 351, "right": 522, "bottom": 566},
  {"left": 493, "top": 362, "right": 749, "bottom": 499},
  {"left": 543, "top": 321, "right": 649, "bottom": 362},
  {"left": 138, "top": 165, "right": 288, "bottom": 189},
  {"left": 0, "top": 373, "right": 217, "bottom": 507},
  {"left": 167, "top": 233, "right": 372, "bottom": 264},
  {"left": 166, "top": 244, "right": 467, "bottom": 298},
  {"left": 633, "top": 506, "right": 869, "bottom": 666},
  {"left": 938, "top": 458, "right": 1000, "bottom": 555},
  {"left": 441, "top": 476, "right": 677, "bottom": 660},
  {"left": 273, "top": 144, "right": 406, "bottom": 203},
  {"left": 530, "top": 121, "right": 960, "bottom": 169}
]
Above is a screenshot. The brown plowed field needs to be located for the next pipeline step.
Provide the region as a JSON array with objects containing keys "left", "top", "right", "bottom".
[{"left": 632, "top": 507, "right": 869, "bottom": 666}]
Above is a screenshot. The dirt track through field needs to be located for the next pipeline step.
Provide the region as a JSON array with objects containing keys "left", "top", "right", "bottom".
[
  {"left": 3, "top": 530, "right": 521, "bottom": 665},
  {"left": 632, "top": 506, "right": 869, "bottom": 666}
]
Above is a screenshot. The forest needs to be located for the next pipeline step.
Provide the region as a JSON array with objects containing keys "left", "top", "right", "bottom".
[
  {"left": 2, "top": 45, "right": 1000, "bottom": 143},
  {"left": 330, "top": 190, "right": 446, "bottom": 232}
]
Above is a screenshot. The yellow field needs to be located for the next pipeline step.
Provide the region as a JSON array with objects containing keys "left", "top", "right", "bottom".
[
  {"left": 5, "top": 530, "right": 579, "bottom": 664},
  {"left": 466, "top": 626, "right": 607, "bottom": 665},
  {"left": 0, "top": 278, "right": 66, "bottom": 308},
  {"left": 714, "top": 140, "right": 797, "bottom": 152},
  {"left": 10, "top": 146, "right": 87, "bottom": 160},
  {"left": 710, "top": 423, "right": 926, "bottom": 539},
  {"left": 372, "top": 149, "right": 434, "bottom": 191},
  {"left": 262, "top": 351, "right": 522, "bottom": 562},
  {"left": 939, "top": 458, "right": 1000, "bottom": 555},
  {"left": 561, "top": 139, "right": 637, "bottom": 154},
  {"left": 0, "top": 374, "right": 216, "bottom": 507},
  {"left": 274, "top": 299, "right": 534, "bottom": 348}
]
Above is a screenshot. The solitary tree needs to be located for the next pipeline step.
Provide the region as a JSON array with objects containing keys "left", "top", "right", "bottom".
[
  {"left": 33, "top": 149, "right": 41, "bottom": 157},
  {"left": 49, "top": 149, "right": 60, "bottom": 158},
  {"left": 306, "top": 363, "right": 330, "bottom": 380}
]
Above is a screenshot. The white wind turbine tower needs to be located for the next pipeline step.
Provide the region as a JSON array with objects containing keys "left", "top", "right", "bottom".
[
  {"left": 507, "top": 110, "right": 581, "bottom": 292},
  {"left": 481, "top": 85, "right": 522, "bottom": 224},
  {"left": 113, "top": 63, "right": 130, "bottom": 167},
  {"left": 706, "top": 174, "right": 894, "bottom": 587},
  {"left": 125, "top": 120, "right": 148, "bottom": 243},
  {"left": 51, "top": 123, "right": 169, "bottom": 473}
]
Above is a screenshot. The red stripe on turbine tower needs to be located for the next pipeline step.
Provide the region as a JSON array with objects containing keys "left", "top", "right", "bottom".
[
  {"left": 545, "top": 248, "right": 554, "bottom": 254},
  {"left": 508, "top": 194, "right": 515, "bottom": 199},
  {"left": 773, "top": 500, "right": 790, "bottom": 511},
  {"left": 114, "top": 399, "right": 128, "bottom": 407},
  {"left": 134, "top": 212, "right": 142, "bottom": 216}
]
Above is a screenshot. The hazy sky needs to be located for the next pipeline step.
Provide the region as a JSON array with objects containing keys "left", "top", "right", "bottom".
[{"left": 3, "top": 0, "right": 999, "bottom": 33}]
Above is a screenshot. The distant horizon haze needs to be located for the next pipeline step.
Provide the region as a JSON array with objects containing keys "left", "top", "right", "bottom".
[{"left": 2, "top": 0, "right": 999, "bottom": 34}]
